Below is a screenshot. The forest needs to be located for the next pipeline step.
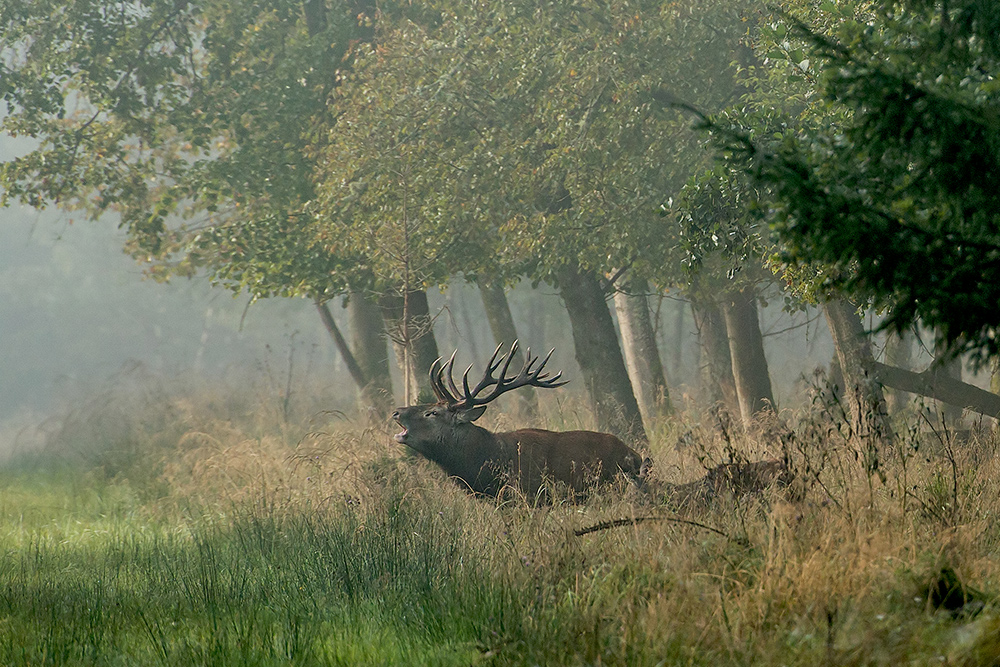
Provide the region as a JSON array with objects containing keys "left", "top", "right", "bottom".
[{"left": 1, "top": 0, "right": 999, "bottom": 664}]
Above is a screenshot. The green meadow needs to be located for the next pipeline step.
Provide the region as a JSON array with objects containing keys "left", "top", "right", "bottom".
[{"left": 2, "top": 378, "right": 1000, "bottom": 666}]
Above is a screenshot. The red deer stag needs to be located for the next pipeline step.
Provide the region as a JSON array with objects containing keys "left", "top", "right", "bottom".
[{"left": 392, "top": 342, "right": 646, "bottom": 501}]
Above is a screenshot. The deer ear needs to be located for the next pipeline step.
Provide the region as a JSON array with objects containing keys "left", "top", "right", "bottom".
[{"left": 454, "top": 405, "right": 487, "bottom": 423}]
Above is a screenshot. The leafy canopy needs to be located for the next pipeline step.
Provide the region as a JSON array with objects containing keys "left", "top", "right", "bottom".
[
  {"left": 721, "top": 0, "right": 1000, "bottom": 358},
  {"left": 0, "top": 0, "right": 369, "bottom": 299}
]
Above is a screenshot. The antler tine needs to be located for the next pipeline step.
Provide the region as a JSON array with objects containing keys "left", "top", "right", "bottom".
[
  {"left": 442, "top": 351, "right": 463, "bottom": 403},
  {"left": 530, "top": 348, "right": 570, "bottom": 388},
  {"left": 428, "top": 357, "right": 452, "bottom": 403},
  {"left": 457, "top": 343, "right": 506, "bottom": 405},
  {"left": 497, "top": 340, "right": 519, "bottom": 385},
  {"left": 452, "top": 341, "right": 570, "bottom": 410}
]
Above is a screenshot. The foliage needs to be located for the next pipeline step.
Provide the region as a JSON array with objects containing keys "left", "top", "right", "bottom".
[
  {"left": 717, "top": 0, "right": 1000, "bottom": 358},
  {"left": 315, "top": 0, "right": 761, "bottom": 292},
  {"left": 0, "top": 0, "right": 369, "bottom": 299},
  {"left": 2, "top": 0, "right": 787, "bottom": 304}
]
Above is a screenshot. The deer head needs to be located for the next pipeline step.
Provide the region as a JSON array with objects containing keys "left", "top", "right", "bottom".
[{"left": 393, "top": 342, "right": 563, "bottom": 454}]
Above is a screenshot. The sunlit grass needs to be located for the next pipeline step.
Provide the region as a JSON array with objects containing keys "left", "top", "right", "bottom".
[{"left": 1, "top": 375, "right": 999, "bottom": 665}]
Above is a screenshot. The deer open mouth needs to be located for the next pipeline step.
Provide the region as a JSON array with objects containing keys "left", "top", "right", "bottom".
[{"left": 394, "top": 428, "right": 408, "bottom": 443}]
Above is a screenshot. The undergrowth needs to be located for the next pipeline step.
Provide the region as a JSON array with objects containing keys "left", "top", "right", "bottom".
[{"left": 1, "top": 372, "right": 999, "bottom": 666}]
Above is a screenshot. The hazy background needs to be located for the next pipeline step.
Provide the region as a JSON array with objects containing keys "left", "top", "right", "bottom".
[{"left": 0, "top": 135, "right": 846, "bottom": 458}]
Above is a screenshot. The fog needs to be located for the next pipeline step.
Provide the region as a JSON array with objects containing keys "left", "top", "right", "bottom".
[
  {"left": 0, "top": 125, "right": 913, "bottom": 461},
  {"left": 0, "top": 186, "right": 844, "bottom": 456},
  {"left": 0, "top": 200, "right": 348, "bottom": 448}
]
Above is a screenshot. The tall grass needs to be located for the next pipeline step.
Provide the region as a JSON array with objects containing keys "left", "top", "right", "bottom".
[{"left": 2, "top": 372, "right": 1000, "bottom": 665}]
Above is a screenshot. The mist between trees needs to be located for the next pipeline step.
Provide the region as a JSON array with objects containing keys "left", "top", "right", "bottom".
[{"left": 1, "top": 0, "right": 999, "bottom": 443}]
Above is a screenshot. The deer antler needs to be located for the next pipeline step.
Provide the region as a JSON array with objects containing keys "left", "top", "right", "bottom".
[
  {"left": 429, "top": 351, "right": 461, "bottom": 404},
  {"left": 430, "top": 341, "right": 568, "bottom": 411}
]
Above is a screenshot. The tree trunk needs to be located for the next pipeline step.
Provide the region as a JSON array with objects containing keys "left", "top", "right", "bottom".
[
  {"left": 556, "top": 265, "right": 646, "bottom": 444},
  {"left": 992, "top": 358, "right": 1000, "bottom": 397},
  {"left": 613, "top": 276, "right": 671, "bottom": 425},
  {"left": 822, "top": 299, "right": 892, "bottom": 474},
  {"left": 871, "top": 361, "right": 1000, "bottom": 420},
  {"left": 720, "top": 286, "right": 775, "bottom": 421},
  {"left": 934, "top": 337, "right": 964, "bottom": 424},
  {"left": 672, "top": 298, "right": 685, "bottom": 380},
  {"left": 477, "top": 280, "right": 539, "bottom": 419},
  {"left": 316, "top": 299, "right": 368, "bottom": 391},
  {"left": 378, "top": 289, "right": 441, "bottom": 404},
  {"left": 347, "top": 291, "right": 394, "bottom": 414},
  {"left": 690, "top": 296, "right": 739, "bottom": 416},
  {"left": 884, "top": 327, "right": 914, "bottom": 414}
]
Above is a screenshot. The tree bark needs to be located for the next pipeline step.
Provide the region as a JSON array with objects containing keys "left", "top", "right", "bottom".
[
  {"left": 690, "top": 296, "right": 739, "bottom": 416},
  {"left": 347, "top": 291, "right": 394, "bottom": 414},
  {"left": 720, "top": 286, "right": 775, "bottom": 421},
  {"left": 316, "top": 300, "right": 368, "bottom": 392},
  {"left": 556, "top": 265, "right": 646, "bottom": 443},
  {"left": 613, "top": 276, "right": 671, "bottom": 425},
  {"left": 884, "top": 327, "right": 914, "bottom": 414},
  {"left": 822, "top": 299, "right": 892, "bottom": 468},
  {"left": 477, "top": 280, "right": 539, "bottom": 419},
  {"left": 934, "top": 337, "right": 964, "bottom": 424},
  {"left": 871, "top": 361, "right": 1000, "bottom": 420},
  {"left": 378, "top": 289, "right": 441, "bottom": 404}
]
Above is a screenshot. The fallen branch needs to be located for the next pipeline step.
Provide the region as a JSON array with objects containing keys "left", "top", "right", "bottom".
[
  {"left": 574, "top": 515, "right": 737, "bottom": 541},
  {"left": 871, "top": 361, "right": 1000, "bottom": 419}
]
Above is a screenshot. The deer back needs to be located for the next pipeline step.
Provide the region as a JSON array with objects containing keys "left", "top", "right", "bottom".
[{"left": 496, "top": 429, "right": 643, "bottom": 497}]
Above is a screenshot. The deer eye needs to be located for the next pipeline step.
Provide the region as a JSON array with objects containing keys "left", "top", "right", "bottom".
[{"left": 424, "top": 410, "right": 437, "bottom": 418}]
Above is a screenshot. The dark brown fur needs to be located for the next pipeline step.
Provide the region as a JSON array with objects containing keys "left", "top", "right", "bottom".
[{"left": 393, "top": 403, "right": 643, "bottom": 500}]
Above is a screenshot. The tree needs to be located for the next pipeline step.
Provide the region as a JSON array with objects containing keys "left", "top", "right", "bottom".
[
  {"left": 613, "top": 276, "right": 672, "bottom": 425},
  {"left": 724, "top": 0, "right": 1000, "bottom": 360},
  {"left": 478, "top": 280, "right": 539, "bottom": 418},
  {"left": 0, "top": 0, "right": 410, "bottom": 412},
  {"left": 315, "top": 0, "right": 778, "bottom": 437},
  {"left": 823, "top": 299, "right": 892, "bottom": 472}
]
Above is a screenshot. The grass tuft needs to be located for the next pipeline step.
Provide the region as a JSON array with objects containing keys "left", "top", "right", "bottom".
[{"left": 1, "top": 373, "right": 999, "bottom": 665}]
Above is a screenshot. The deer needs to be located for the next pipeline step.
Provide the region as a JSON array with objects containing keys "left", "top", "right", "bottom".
[{"left": 391, "top": 342, "right": 647, "bottom": 502}]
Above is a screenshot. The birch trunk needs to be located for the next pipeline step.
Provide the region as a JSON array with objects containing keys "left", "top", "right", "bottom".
[
  {"left": 884, "top": 327, "right": 914, "bottom": 414},
  {"left": 613, "top": 276, "right": 671, "bottom": 425},
  {"left": 823, "top": 299, "right": 892, "bottom": 476}
]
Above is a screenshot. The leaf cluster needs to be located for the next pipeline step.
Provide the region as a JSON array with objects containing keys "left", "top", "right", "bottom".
[
  {"left": 1, "top": 0, "right": 367, "bottom": 299},
  {"left": 732, "top": 0, "right": 1000, "bottom": 358},
  {"left": 315, "top": 0, "right": 762, "bottom": 292}
]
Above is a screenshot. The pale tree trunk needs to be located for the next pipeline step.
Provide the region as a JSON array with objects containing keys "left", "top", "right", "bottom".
[
  {"left": 823, "top": 299, "right": 892, "bottom": 475},
  {"left": 477, "top": 280, "right": 539, "bottom": 419},
  {"left": 613, "top": 276, "right": 671, "bottom": 426},
  {"left": 348, "top": 291, "right": 394, "bottom": 414},
  {"left": 720, "top": 286, "right": 775, "bottom": 421},
  {"left": 884, "top": 327, "right": 914, "bottom": 414},
  {"left": 378, "top": 290, "right": 441, "bottom": 405},
  {"left": 992, "top": 358, "right": 1000, "bottom": 433},
  {"left": 671, "top": 299, "right": 685, "bottom": 380},
  {"left": 690, "top": 296, "right": 739, "bottom": 416},
  {"left": 556, "top": 265, "right": 646, "bottom": 444},
  {"left": 933, "top": 336, "right": 964, "bottom": 424}
]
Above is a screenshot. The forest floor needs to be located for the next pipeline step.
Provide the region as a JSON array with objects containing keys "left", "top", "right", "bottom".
[{"left": 1, "top": 374, "right": 999, "bottom": 666}]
